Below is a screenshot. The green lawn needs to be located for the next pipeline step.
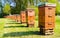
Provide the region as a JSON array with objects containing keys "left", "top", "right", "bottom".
[{"left": 0, "top": 16, "right": 60, "bottom": 38}]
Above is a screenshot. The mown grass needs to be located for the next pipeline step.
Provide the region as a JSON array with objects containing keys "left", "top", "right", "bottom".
[
  {"left": 0, "top": 18, "right": 6, "bottom": 38},
  {"left": 0, "top": 16, "right": 60, "bottom": 38}
]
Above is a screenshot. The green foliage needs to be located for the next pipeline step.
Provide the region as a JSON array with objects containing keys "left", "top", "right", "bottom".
[
  {"left": 3, "top": 2, "right": 11, "bottom": 15},
  {"left": 12, "top": 0, "right": 26, "bottom": 14},
  {"left": 40, "top": 0, "right": 56, "bottom": 3},
  {"left": 56, "top": 2, "right": 60, "bottom": 15},
  {"left": 48, "top": 0, "right": 57, "bottom": 3},
  {"left": 34, "top": 7, "right": 39, "bottom": 16},
  {"left": 12, "top": 0, "right": 41, "bottom": 14}
]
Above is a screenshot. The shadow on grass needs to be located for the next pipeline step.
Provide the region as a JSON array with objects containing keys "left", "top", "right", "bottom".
[
  {"left": 6, "top": 22, "right": 21, "bottom": 24},
  {"left": 4, "top": 25, "right": 27, "bottom": 28},
  {"left": 3, "top": 31, "right": 41, "bottom": 37}
]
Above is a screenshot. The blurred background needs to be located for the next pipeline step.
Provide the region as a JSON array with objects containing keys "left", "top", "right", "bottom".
[{"left": 0, "top": 0, "right": 60, "bottom": 17}]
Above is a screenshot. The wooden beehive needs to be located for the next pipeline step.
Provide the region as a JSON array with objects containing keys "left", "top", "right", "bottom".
[
  {"left": 10, "top": 15, "right": 17, "bottom": 21},
  {"left": 38, "top": 3, "right": 56, "bottom": 35},
  {"left": 6, "top": 15, "right": 17, "bottom": 21},
  {"left": 26, "top": 8, "right": 35, "bottom": 27},
  {"left": 20, "top": 11, "right": 26, "bottom": 23}
]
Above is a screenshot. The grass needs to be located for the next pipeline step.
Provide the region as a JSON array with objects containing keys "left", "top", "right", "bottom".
[
  {"left": 0, "top": 18, "right": 6, "bottom": 38},
  {"left": 0, "top": 16, "right": 60, "bottom": 38},
  {"left": 54, "top": 16, "right": 60, "bottom": 37}
]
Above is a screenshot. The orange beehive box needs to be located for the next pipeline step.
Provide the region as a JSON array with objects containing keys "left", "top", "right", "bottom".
[
  {"left": 26, "top": 8, "right": 35, "bottom": 27},
  {"left": 4, "top": 15, "right": 17, "bottom": 21},
  {"left": 20, "top": 11, "right": 26, "bottom": 23},
  {"left": 39, "top": 22, "right": 55, "bottom": 29},
  {"left": 11, "top": 15, "right": 17, "bottom": 21},
  {"left": 6, "top": 15, "right": 12, "bottom": 19},
  {"left": 38, "top": 3, "right": 56, "bottom": 35}
]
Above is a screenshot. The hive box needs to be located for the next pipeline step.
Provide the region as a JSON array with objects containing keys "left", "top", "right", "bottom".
[
  {"left": 26, "top": 8, "right": 35, "bottom": 27},
  {"left": 10, "top": 15, "right": 17, "bottom": 21},
  {"left": 16, "top": 15, "right": 21, "bottom": 23},
  {"left": 38, "top": 3, "right": 56, "bottom": 35},
  {"left": 6, "top": 15, "right": 17, "bottom": 21},
  {"left": 20, "top": 11, "right": 26, "bottom": 23}
]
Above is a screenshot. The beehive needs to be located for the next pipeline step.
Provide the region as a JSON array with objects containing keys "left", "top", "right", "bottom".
[
  {"left": 20, "top": 11, "right": 26, "bottom": 23},
  {"left": 5, "top": 15, "right": 17, "bottom": 21},
  {"left": 10, "top": 15, "right": 17, "bottom": 21},
  {"left": 26, "top": 8, "right": 35, "bottom": 27},
  {"left": 38, "top": 3, "right": 56, "bottom": 35}
]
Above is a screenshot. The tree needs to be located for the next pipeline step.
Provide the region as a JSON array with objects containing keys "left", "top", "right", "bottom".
[
  {"left": 13, "top": 0, "right": 22, "bottom": 14},
  {"left": 0, "top": 0, "right": 3, "bottom": 17},
  {"left": 12, "top": 0, "right": 40, "bottom": 14},
  {"left": 3, "top": 2, "right": 11, "bottom": 15}
]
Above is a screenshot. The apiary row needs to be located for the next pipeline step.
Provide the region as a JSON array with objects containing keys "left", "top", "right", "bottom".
[{"left": 4, "top": 8, "right": 35, "bottom": 27}]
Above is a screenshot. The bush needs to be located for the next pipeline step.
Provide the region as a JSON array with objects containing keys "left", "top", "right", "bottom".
[{"left": 56, "top": 11, "right": 60, "bottom": 16}]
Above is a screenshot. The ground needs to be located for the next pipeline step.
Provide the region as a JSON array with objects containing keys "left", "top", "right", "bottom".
[{"left": 0, "top": 16, "right": 60, "bottom": 38}]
